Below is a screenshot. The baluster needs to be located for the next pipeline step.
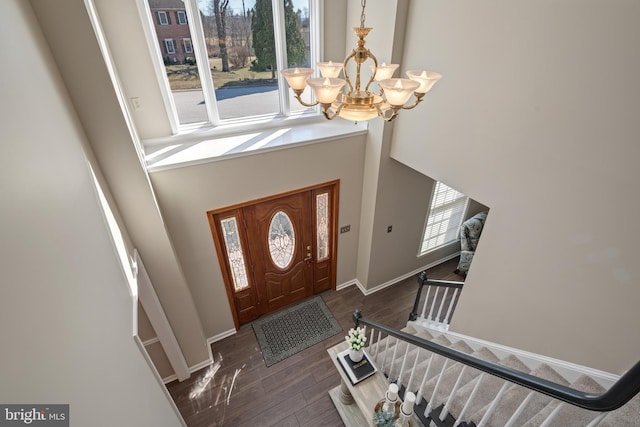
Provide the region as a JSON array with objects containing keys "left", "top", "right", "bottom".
[
  {"left": 455, "top": 372, "right": 485, "bottom": 426},
  {"left": 420, "top": 286, "right": 432, "bottom": 320},
  {"left": 416, "top": 352, "right": 435, "bottom": 404},
  {"left": 381, "top": 335, "right": 393, "bottom": 373},
  {"left": 439, "top": 365, "right": 468, "bottom": 422},
  {"left": 443, "top": 288, "right": 459, "bottom": 328},
  {"left": 406, "top": 348, "right": 422, "bottom": 393},
  {"left": 396, "top": 344, "right": 411, "bottom": 389},
  {"left": 368, "top": 327, "right": 375, "bottom": 354},
  {"left": 435, "top": 288, "right": 449, "bottom": 324},
  {"left": 426, "top": 359, "right": 450, "bottom": 415},
  {"left": 585, "top": 412, "right": 609, "bottom": 427},
  {"left": 427, "top": 288, "right": 438, "bottom": 322},
  {"left": 373, "top": 330, "right": 382, "bottom": 360},
  {"left": 476, "top": 381, "right": 510, "bottom": 427},
  {"left": 388, "top": 337, "right": 401, "bottom": 381},
  {"left": 539, "top": 402, "right": 564, "bottom": 427},
  {"left": 504, "top": 390, "right": 534, "bottom": 427}
]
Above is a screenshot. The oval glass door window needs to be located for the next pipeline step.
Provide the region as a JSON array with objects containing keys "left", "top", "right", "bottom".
[{"left": 268, "top": 211, "right": 295, "bottom": 269}]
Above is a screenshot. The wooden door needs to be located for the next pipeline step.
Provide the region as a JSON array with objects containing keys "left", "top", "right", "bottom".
[
  {"left": 208, "top": 181, "right": 338, "bottom": 329},
  {"left": 244, "top": 192, "right": 313, "bottom": 314}
]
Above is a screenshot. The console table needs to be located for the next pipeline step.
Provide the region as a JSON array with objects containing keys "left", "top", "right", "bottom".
[{"left": 327, "top": 342, "right": 420, "bottom": 426}]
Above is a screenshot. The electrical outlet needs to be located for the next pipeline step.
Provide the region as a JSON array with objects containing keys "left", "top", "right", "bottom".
[
  {"left": 387, "top": 225, "right": 393, "bottom": 233},
  {"left": 340, "top": 225, "right": 351, "bottom": 234}
]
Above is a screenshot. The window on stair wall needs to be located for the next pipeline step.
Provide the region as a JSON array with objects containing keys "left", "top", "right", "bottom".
[
  {"left": 419, "top": 181, "right": 470, "bottom": 255},
  {"left": 141, "top": 0, "right": 318, "bottom": 130}
]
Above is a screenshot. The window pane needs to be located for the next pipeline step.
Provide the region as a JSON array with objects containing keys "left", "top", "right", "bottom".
[
  {"left": 316, "top": 192, "right": 329, "bottom": 261},
  {"left": 220, "top": 217, "right": 249, "bottom": 291},
  {"left": 198, "top": 0, "right": 280, "bottom": 120},
  {"left": 268, "top": 211, "right": 295, "bottom": 269},
  {"left": 420, "top": 182, "right": 468, "bottom": 253},
  {"left": 284, "top": 0, "right": 314, "bottom": 114},
  {"left": 147, "top": 0, "right": 208, "bottom": 125}
]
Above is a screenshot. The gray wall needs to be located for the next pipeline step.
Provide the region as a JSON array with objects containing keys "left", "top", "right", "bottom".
[
  {"left": 391, "top": 0, "right": 640, "bottom": 374},
  {"left": 0, "top": 1, "right": 182, "bottom": 423}
]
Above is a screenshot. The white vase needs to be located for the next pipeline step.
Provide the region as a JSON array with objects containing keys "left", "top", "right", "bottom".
[{"left": 349, "top": 348, "right": 364, "bottom": 363}]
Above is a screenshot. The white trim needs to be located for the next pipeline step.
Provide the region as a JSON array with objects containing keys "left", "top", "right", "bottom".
[
  {"left": 336, "top": 279, "right": 358, "bottom": 291},
  {"left": 157, "top": 10, "right": 169, "bottom": 25},
  {"left": 176, "top": 10, "right": 187, "bottom": 25},
  {"left": 136, "top": 251, "right": 191, "bottom": 382},
  {"left": 422, "top": 328, "right": 621, "bottom": 388},
  {"left": 135, "top": 0, "right": 180, "bottom": 133},
  {"left": 145, "top": 120, "right": 367, "bottom": 172},
  {"left": 164, "top": 39, "right": 176, "bottom": 55},
  {"left": 207, "top": 328, "right": 237, "bottom": 344},
  {"left": 360, "top": 252, "right": 461, "bottom": 296},
  {"left": 143, "top": 337, "right": 161, "bottom": 346},
  {"left": 134, "top": 336, "right": 187, "bottom": 425}
]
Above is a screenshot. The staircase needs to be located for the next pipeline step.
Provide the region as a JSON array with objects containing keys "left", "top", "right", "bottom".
[{"left": 360, "top": 317, "right": 640, "bottom": 427}]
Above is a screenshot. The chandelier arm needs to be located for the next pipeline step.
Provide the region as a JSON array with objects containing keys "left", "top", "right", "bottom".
[
  {"left": 363, "top": 51, "right": 378, "bottom": 94},
  {"left": 343, "top": 52, "right": 357, "bottom": 94},
  {"left": 400, "top": 92, "right": 425, "bottom": 110},
  {"left": 373, "top": 103, "right": 400, "bottom": 122},
  {"left": 320, "top": 102, "right": 344, "bottom": 120},
  {"left": 291, "top": 89, "right": 320, "bottom": 107}
]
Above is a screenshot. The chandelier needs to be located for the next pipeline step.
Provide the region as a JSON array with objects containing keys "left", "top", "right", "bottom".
[{"left": 281, "top": 0, "right": 441, "bottom": 122}]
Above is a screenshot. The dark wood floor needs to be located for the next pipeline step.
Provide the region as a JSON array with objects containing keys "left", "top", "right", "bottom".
[{"left": 166, "top": 258, "right": 465, "bottom": 427}]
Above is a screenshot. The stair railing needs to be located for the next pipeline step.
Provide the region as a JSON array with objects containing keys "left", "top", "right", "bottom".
[
  {"left": 354, "top": 309, "right": 640, "bottom": 416},
  {"left": 409, "top": 271, "right": 464, "bottom": 331}
]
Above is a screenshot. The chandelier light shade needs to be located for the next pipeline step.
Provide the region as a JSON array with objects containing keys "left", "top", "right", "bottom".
[{"left": 281, "top": 0, "right": 441, "bottom": 122}]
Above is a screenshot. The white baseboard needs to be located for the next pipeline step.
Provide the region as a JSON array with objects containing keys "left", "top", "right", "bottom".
[
  {"left": 346, "top": 252, "right": 461, "bottom": 296},
  {"left": 161, "top": 328, "right": 237, "bottom": 384},
  {"left": 207, "top": 328, "right": 237, "bottom": 345}
]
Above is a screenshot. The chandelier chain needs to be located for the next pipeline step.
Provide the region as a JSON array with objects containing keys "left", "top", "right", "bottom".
[{"left": 360, "top": 0, "right": 366, "bottom": 28}]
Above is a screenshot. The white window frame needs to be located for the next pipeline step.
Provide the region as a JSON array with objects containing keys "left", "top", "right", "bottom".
[
  {"left": 176, "top": 10, "right": 187, "bottom": 25},
  {"left": 164, "top": 39, "right": 175, "bottom": 55},
  {"left": 419, "top": 182, "right": 470, "bottom": 256},
  {"left": 139, "top": 0, "right": 321, "bottom": 134},
  {"left": 157, "top": 10, "right": 168, "bottom": 25},
  {"left": 182, "top": 38, "right": 193, "bottom": 54}
]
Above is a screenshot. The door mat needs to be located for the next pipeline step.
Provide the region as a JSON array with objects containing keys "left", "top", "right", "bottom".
[{"left": 252, "top": 295, "right": 342, "bottom": 367}]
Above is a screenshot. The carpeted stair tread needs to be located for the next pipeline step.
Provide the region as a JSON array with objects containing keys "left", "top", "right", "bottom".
[
  {"left": 521, "top": 374, "right": 606, "bottom": 426},
  {"left": 416, "top": 340, "right": 475, "bottom": 405},
  {"left": 402, "top": 325, "right": 418, "bottom": 334},
  {"left": 424, "top": 346, "right": 501, "bottom": 414},
  {"left": 471, "top": 363, "right": 570, "bottom": 426},
  {"left": 379, "top": 334, "right": 454, "bottom": 383},
  {"left": 449, "top": 354, "right": 532, "bottom": 423},
  {"left": 600, "top": 392, "right": 640, "bottom": 427},
  {"left": 415, "top": 329, "right": 435, "bottom": 341}
]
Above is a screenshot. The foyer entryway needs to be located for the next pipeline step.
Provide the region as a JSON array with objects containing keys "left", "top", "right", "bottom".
[{"left": 208, "top": 181, "right": 338, "bottom": 328}]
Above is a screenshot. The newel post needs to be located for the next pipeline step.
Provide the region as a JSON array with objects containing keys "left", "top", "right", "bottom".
[
  {"left": 409, "top": 271, "right": 428, "bottom": 321},
  {"left": 353, "top": 309, "right": 362, "bottom": 328}
]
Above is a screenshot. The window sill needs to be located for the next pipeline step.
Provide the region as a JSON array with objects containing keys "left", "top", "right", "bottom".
[{"left": 144, "top": 118, "right": 368, "bottom": 172}]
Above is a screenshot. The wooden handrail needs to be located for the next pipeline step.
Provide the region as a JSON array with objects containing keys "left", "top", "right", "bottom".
[{"left": 354, "top": 309, "right": 640, "bottom": 412}]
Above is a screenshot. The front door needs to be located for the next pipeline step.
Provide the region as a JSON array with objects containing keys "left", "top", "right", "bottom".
[
  {"left": 244, "top": 191, "right": 314, "bottom": 314},
  {"left": 208, "top": 182, "right": 338, "bottom": 328}
]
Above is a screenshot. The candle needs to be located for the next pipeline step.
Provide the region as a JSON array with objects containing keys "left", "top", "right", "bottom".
[
  {"left": 387, "top": 383, "right": 399, "bottom": 401},
  {"left": 402, "top": 391, "right": 416, "bottom": 415}
]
